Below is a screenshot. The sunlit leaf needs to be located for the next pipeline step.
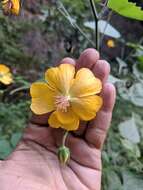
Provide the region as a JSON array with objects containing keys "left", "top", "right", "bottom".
[{"left": 108, "top": 0, "right": 143, "bottom": 21}]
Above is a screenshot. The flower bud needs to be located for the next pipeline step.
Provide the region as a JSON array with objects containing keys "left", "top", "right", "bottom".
[{"left": 58, "top": 146, "right": 70, "bottom": 164}]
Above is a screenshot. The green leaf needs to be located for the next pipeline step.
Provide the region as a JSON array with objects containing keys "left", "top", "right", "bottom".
[
  {"left": 108, "top": 0, "right": 143, "bottom": 21},
  {"left": 116, "top": 57, "right": 127, "bottom": 75},
  {"left": 130, "top": 83, "right": 143, "bottom": 107},
  {"left": 121, "top": 139, "right": 141, "bottom": 158},
  {"left": 105, "top": 170, "right": 123, "bottom": 190},
  {"left": 11, "top": 132, "right": 22, "bottom": 147},
  {"left": 122, "top": 170, "right": 143, "bottom": 190},
  {"left": 118, "top": 116, "right": 140, "bottom": 143},
  {"left": 108, "top": 74, "right": 121, "bottom": 84},
  {"left": 0, "top": 139, "right": 12, "bottom": 159}
]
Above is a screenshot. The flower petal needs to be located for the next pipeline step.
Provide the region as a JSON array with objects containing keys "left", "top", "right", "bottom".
[
  {"left": 71, "top": 95, "right": 103, "bottom": 121},
  {"left": 70, "top": 68, "right": 102, "bottom": 97},
  {"left": 45, "top": 64, "right": 75, "bottom": 95},
  {"left": 0, "top": 64, "right": 10, "bottom": 74},
  {"left": 48, "top": 112, "right": 61, "bottom": 129},
  {"left": 11, "top": 0, "right": 20, "bottom": 15},
  {"left": 45, "top": 67, "right": 60, "bottom": 91},
  {"left": 48, "top": 110, "right": 79, "bottom": 131},
  {"left": 56, "top": 108, "right": 78, "bottom": 125},
  {"left": 62, "top": 119, "right": 79, "bottom": 131},
  {"left": 30, "top": 82, "right": 56, "bottom": 115},
  {"left": 0, "top": 73, "right": 13, "bottom": 85}
]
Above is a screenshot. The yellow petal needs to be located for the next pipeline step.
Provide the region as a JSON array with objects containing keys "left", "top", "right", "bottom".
[
  {"left": 45, "top": 67, "right": 60, "bottom": 91},
  {"left": 11, "top": 0, "right": 20, "bottom": 15},
  {"left": 0, "top": 64, "right": 10, "bottom": 74},
  {"left": 62, "top": 119, "right": 79, "bottom": 131},
  {"left": 48, "top": 110, "right": 79, "bottom": 131},
  {"left": 48, "top": 112, "right": 61, "bottom": 129},
  {"left": 45, "top": 64, "right": 75, "bottom": 95},
  {"left": 56, "top": 108, "right": 78, "bottom": 125},
  {"left": 0, "top": 73, "right": 13, "bottom": 85},
  {"left": 30, "top": 82, "right": 56, "bottom": 115},
  {"left": 70, "top": 68, "right": 102, "bottom": 97},
  {"left": 71, "top": 95, "right": 103, "bottom": 121}
]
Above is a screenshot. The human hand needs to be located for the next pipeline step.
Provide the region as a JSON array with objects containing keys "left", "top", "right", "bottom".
[{"left": 0, "top": 49, "right": 116, "bottom": 190}]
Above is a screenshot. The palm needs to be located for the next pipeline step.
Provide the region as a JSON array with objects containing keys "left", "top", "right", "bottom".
[
  {"left": 11, "top": 125, "right": 101, "bottom": 190},
  {"left": 0, "top": 49, "right": 115, "bottom": 190}
]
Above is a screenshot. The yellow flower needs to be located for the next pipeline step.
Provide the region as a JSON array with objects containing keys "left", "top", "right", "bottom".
[
  {"left": 107, "top": 39, "right": 115, "bottom": 48},
  {"left": 30, "top": 64, "right": 103, "bottom": 131},
  {"left": 0, "top": 64, "right": 13, "bottom": 85},
  {"left": 2, "top": 0, "right": 20, "bottom": 16}
]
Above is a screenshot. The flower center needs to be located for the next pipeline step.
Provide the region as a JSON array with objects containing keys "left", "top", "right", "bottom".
[{"left": 55, "top": 95, "right": 70, "bottom": 112}]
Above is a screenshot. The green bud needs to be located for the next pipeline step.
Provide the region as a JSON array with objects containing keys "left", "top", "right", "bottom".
[{"left": 58, "top": 145, "right": 70, "bottom": 164}]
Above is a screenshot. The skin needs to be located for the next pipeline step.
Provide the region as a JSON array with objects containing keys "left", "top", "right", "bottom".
[{"left": 0, "top": 49, "right": 116, "bottom": 190}]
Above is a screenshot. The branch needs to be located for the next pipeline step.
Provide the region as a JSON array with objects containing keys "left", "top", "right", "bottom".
[{"left": 89, "top": 0, "right": 99, "bottom": 50}]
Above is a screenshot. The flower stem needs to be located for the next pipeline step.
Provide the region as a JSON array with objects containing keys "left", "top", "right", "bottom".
[
  {"left": 62, "top": 130, "right": 69, "bottom": 146},
  {"left": 89, "top": 0, "right": 99, "bottom": 50},
  {"left": 58, "top": 130, "right": 70, "bottom": 164}
]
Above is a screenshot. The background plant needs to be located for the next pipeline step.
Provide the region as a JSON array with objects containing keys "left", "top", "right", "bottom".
[{"left": 0, "top": 0, "right": 143, "bottom": 189}]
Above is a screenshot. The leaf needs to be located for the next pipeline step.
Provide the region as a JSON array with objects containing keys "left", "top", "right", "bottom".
[
  {"left": 117, "top": 81, "right": 130, "bottom": 100},
  {"left": 118, "top": 116, "right": 140, "bottom": 143},
  {"left": 118, "top": 80, "right": 143, "bottom": 107},
  {"left": 108, "top": 74, "right": 121, "bottom": 84},
  {"left": 129, "top": 83, "right": 143, "bottom": 107},
  {"left": 116, "top": 57, "right": 127, "bottom": 75},
  {"left": 105, "top": 170, "right": 123, "bottom": 190},
  {"left": 84, "top": 20, "right": 121, "bottom": 38},
  {"left": 122, "top": 170, "right": 143, "bottom": 190},
  {"left": 11, "top": 132, "right": 22, "bottom": 147},
  {"left": 108, "top": 0, "right": 143, "bottom": 21},
  {"left": 121, "top": 139, "right": 141, "bottom": 158},
  {"left": 0, "top": 139, "right": 12, "bottom": 159}
]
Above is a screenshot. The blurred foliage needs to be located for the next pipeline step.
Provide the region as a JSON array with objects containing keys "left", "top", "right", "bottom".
[
  {"left": 0, "top": 0, "right": 143, "bottom": 190},
  {"left": 0, "top": 100, "right": 30, "bottom": 159}
]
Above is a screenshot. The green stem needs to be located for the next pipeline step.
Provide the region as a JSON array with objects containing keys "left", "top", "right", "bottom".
[
  {"left": 62, "top": 130, "right": 69, "bottom": 146},
  {"left": 89, "top": 0, "right": 99, "bottom": 50}
]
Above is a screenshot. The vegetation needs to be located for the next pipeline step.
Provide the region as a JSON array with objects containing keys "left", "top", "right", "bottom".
[{"left": 0, "top": 0, "right": 143, "bottom": 189}]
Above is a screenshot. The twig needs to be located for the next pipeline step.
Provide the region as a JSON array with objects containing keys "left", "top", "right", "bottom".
[
  {"left": 99, "top": 0, "right": 109, "bottom": 18},
  {"left": 58, "top": 2, "right": 95, "bottom": 47},
  {"left": 89, "top": 0, "right": 99, "bottom": 50}
]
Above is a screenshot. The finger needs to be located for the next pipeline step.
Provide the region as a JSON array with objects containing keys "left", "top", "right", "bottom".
[
  {"left": 92, "top": 60, "right": 110, "bottom": 83},
  {"left": 30, "top": 113, "right": 50, "bottom": 126},
  {"left": 30, "top": 57, "right": 76, "bottom": 126},
  {"left": 76, "top": 48, "right": 99, "bottom": 70},
  {"left": 59, "top": 57, "right": 76, "bottom": 65},
  {"left": 85, "top": 83, "right": 116, "bottom": 149}
]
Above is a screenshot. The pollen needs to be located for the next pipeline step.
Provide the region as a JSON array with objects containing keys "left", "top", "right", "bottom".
[{"left": 55, "top": 95, "right": 70, "bottom": 112}]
